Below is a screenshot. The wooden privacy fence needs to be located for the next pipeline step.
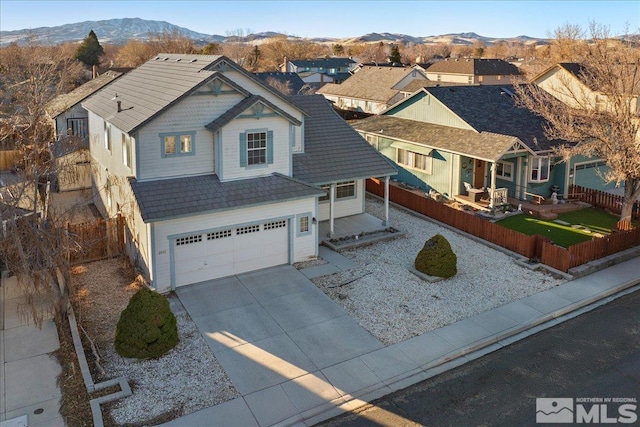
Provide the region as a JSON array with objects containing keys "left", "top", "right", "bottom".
[
  {"left": 368, "top": 179, "right": 640, "bottom": 272},
  {"left": 569, "top": 184, "right": 639, "bottom": 220},
  {"left": 65, "top": 215, "right": 125, "bottom": 264},
  {"left": 367, "top": 179, "right": 538, "bottom": 259}
]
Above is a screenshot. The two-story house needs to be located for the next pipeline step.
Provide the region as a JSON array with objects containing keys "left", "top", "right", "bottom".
[
  {"left": 82, "top": 54, "right": 395, "bottom": 293},
  {"left": 424, "top": 58, "right": 522, "bottom": 85}
]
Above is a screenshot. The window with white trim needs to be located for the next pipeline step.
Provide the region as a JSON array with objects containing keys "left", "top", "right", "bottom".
[
  {"left": 67, "top": 118, "right": 88, "bottom": 138},
  {"left": 397, "top": 149, "right": 433, "bottom": 174},
  {"left": 496, "top": 161, "right": 513, "bottom": 180},
  {"left": 336, "top": 181, "right": 356, "bottom": 198},
  {"left": 247, "top": 132, "right": 267, "bottom": 165},
  {"left": 319, "top": 181, "right": 356, "bottom": 202},
  {"left": 104, "top": 122, "right": 111, "bottom": 152},
  {"left": 162, "top": 132, "right": 195, "bottom": 156},
  {"left": 299, "top": 216, "right": 309, "bottom": 233},
  {"left": 122, "top": 134, "right": 132, "bottom": 168},
  {"left": 529, "top": 156, "right": 550, "bottom": 182}
]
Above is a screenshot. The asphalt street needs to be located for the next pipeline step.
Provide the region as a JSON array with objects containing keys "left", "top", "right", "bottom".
[{"left": 317, "top": 289, "right": 640, "bottom": 427}]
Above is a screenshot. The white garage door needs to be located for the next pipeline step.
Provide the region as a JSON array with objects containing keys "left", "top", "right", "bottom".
[{"left": 173, "top": 219, "right": 289, "bottom": 287}]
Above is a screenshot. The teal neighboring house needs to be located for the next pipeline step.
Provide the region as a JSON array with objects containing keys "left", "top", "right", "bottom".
[{"left": 352, "top": 84, "right": 611, "bottom": 207}]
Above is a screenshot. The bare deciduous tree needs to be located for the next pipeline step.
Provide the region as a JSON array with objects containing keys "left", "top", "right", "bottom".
[
  {"left": 514, "top": 24, "right": 640, "bottom": 223},
  {"left": 0, "top": 39, "right": 86, "bottom": 325}
]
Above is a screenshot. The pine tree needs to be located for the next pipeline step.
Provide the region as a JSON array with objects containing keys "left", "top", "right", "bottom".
[
  {"left": 74, "top": 30, "right": 104, "bottom": 67},
  {"left": 389, "top": 44, "right": 402, "bottom": 64}
]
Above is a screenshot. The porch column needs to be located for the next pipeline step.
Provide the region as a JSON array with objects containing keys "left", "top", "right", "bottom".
[
  {"left": 383, "top": 176, "right": 390, "bottom": 226},
  {"left": 328, "top": 183, "right": 336, "bottom": 237},
  {"left": 489, "top": 162, "right": 497, "bottom": 208},
  {"left": 516, "top": 156, "right": 523, "bottom": 199}
]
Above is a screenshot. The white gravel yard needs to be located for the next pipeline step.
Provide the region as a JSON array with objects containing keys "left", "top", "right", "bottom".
[{"left": 312, "top": 196, "right": 567, "bottom": 345}]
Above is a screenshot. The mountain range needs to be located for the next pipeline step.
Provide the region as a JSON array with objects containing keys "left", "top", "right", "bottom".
[{"left": 0, "top": 17, "right": 550, "bottom": 47}]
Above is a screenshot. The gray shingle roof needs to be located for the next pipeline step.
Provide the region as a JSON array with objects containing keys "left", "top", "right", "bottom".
[
  {"left": 289, "top": 58, "right": 356, "bottom": 69},
  {"left": 426, "top": 58, "right": 521, "bottom": 76},
  {"left": 317, "top": 66, "right": 425, "bottom": 103},
  {"left": 352, "top": 115, "right": 519, "bottom": 162},
  {"left": 205, "top": 94, "right": 302, "bottom": 132},
  {"left": 83, "top": 54, "right": 223, "bottom": 134},
  {"left": 46, "top": 70, "right": 124, "bottom": 118},
  {"left": 289, "top": 95, "right": 397, "bottom": 184},
  {"left": 130, "top": 173, "right": 324, "bottom": 222},
  {"left": 425, "top": 85, "right": 560, "bottom": 151},
  {"left": 400, "top": 79, "right": 469, "bottom": 93}
]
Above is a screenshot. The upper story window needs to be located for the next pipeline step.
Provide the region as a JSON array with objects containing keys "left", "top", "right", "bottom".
[
  {"left": 104, "top": 122, "right": 111, "bottom": 152},
  {"left": 67, "top": 118, "right": 88, "bottom": 139},
  {"left": 529, "top": 156, "right": 550, "bottom": 182},
  {"left": 240, "top": 130, "right": 273, "bottom": 167},
  {"left": 248, "top": 132, "right": 266, "bottom": 165},
  {"left": 161, "top": 132, "right": 195, "bottom": 157},
  {"left": 496, "top": 161, "right": 513, "bottom": 181},
  {"left": 122, "top": 134, "right": 132, "bottom": 168},
  {"left": 397, "top": 148, "right": 433, "bottom": 175}
]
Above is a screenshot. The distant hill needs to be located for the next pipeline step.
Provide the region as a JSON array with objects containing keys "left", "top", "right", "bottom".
[
  {"left": 0, "top": 17, "right": 550, "bottom": 47},
  {"left": 0, "top": 17, "right": 225, "bottom": 46}
]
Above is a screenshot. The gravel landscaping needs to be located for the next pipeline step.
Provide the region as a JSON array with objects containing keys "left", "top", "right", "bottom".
[
  {"left": 69, "top": 195, "right": 566, "bottom": 425},
  {"left": 311, "top": 196, "right": 567, "bottom": 345}
]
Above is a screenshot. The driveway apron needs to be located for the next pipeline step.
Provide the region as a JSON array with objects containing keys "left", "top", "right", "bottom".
[{"left": 175, "top": 265, "right": 384, "bottom": 397}]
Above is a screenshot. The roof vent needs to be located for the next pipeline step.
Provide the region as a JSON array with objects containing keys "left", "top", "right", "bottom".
[
  {"left": 190, "top": 59, "right": 197, "bottom": 63},
  {"left": 163, "top": 57, "right": 169, "bottom": 61},
  {"left": 175, "top": 58, "right": 181, "bottom": 62}
]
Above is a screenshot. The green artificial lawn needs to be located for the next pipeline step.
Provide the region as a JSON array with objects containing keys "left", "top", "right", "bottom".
[{"left": 496, "top": 208, "right": 625, "bottom": 248}]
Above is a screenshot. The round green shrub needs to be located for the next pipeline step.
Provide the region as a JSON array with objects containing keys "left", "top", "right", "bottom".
[
  {"left": 414, "top": 234, "right": 457, "bottom": 278},
  {"left": 114, "top": 288, "right": 179, "bottom": 359}
]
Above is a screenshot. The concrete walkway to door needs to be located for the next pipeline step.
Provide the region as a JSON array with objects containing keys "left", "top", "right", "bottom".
[{"left": 172, "top": 264, "right": 384, "bottom": 426}]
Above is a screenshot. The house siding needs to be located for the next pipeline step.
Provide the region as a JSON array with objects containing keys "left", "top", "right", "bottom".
[
  {"left": 387, "top": 92, "right": 473, "bottom": 130},
  {"left": 136, "top": 92, "right": 244, "bottom": 181},
  {"left": 318, "top": 180, "right": 365, "bottom": 221},
  {"left": 151, "top": 197, "right": 317, "bottom": 292},
  {"left": 54, "top": 104, "right": 87, "bottom": 139}
]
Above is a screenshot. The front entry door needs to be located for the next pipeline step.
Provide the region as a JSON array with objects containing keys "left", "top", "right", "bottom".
[{"left": 473, "top": 160, "right": 486, "bottom": 188}]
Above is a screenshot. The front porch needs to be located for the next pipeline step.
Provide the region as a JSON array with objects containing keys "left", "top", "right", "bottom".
[
  {"left": 453, "top": 192, "right": 585, "bottom": 219},
  {"left": 319, "top": 213, "right": 403, "bottom": 250}
]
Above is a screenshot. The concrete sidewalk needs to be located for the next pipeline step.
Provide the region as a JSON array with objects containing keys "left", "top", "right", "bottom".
[
  {"left": 0, "top": 273, "right": 64, "bottom": 427},
  {"left": 160, "top": 254, "right": 640, "bottom": 427}
]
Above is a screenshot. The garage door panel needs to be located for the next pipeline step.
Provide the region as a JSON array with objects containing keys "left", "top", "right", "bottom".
[{"left": 173, "top": 220, "right": 289, "bottom": 287}]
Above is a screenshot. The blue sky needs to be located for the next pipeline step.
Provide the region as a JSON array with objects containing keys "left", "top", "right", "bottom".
[{"left": 1, "top": 1, "right": 638, "bottom": 39}]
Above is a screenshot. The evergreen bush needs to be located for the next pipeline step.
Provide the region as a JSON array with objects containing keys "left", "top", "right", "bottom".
[
  {"left": 114, "top": 288, "right": 178, "bottom": 359},
  {"left": 414, "top": 234, "right": 457, "bottom": 278}
]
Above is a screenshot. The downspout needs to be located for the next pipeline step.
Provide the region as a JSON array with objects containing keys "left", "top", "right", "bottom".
[
  {"left": 329, "top": 183, "right": 335, "bottom": 237},
  {"left": 383, "top": 176, "right": 390, "bottom": 226}
]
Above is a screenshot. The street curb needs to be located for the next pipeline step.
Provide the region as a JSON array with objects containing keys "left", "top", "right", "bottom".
[{"left": 291, "top": 276, "right": 640, "bottom": 426}]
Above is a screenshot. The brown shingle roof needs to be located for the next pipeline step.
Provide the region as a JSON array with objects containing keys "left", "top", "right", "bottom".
[
  {"left": 317, "top": 66, "right": 426, "bottom": 103},
  {"left": 45, "top": 70, "right": 124, "bottom": 118}
]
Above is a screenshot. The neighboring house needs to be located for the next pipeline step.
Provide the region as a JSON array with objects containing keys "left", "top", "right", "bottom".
[
  {"left": 253, "top": 72, "right": 309, "bottom": 95},
  {"left": 353, "top": 85, "right": 572, "bottom": 207},
  {"left": 46, "top": 70, "right": 125, "bottom": 144},
  {"left": 424, "top": 58, "right": 522, "bottom": 85},
  {"left": 45, "top": 70, "right": 125, "bottom": 191},
  {"left": 82, "top": 54, "right": 395, "bottom": 292},
  {"left": 317, "top": 66, "right": 429, "bottom": 115},
  {"left": 533, "top": 63, "right": 640, "bottom": 192},
  {"left": 281, "top": 57, "right": 356, "bottom": 85}
]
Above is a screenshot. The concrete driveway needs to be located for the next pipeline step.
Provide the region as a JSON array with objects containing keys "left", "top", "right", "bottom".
[{"left": 175, "top": 265, "right": 384, "bottom": 397}]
